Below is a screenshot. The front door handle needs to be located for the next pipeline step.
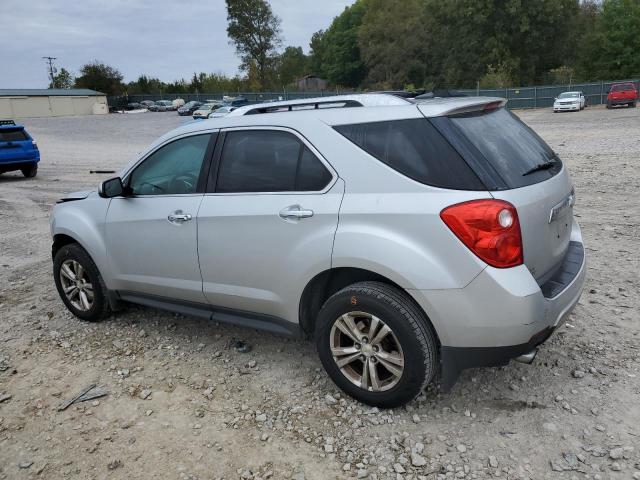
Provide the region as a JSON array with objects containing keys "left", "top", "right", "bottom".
[
  {"left": 167, "top": 210, "right": 192, "bottom": 223},
  {"left": 279, "top": 205, "right": 314, "bottom": 220}
]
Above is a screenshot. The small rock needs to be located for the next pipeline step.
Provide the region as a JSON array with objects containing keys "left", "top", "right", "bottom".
[
  {"left": 411, "top": 452, "right": 427, "bottom": 467},
  {"left": 393, "top": 463, "right": 405, "bottom": 474},
  {"left": 139, "top": 389, "right": 152, "bottom": 400},
  {"left": 255, "top": 413, "right": 267, "bottom": 422},
  {"left": 609, "top": 447, "right": 624, "bottom": 460},
  {"left": 324, "top": 394, "right": 337, "bottom": 405},
  {"left": 456, "top": 444, "right": 467, "bottom": 453},
  {"left": 611, "top": 461, "right": 622, "bottom": 471},
  {"left": 107, "top": 460, "right": 122, "bottom": 470},
  {"left": 412, "top": 414, "right": 421, "bottom": 423},
  {"left": 572, "top": 370, "right": 585, "bottom": 379},
  {"left": 356, "top": 469, "right": 368, "bottom": 478},
  {"left": 18, "top": 461, "right": 33, "bottom": 469}
]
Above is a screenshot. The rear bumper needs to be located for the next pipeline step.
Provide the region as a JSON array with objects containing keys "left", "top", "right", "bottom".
[
  {"left": 409, "top": 217, "right": 586, "bottom": 389},
  {"left": 0, "top": 156, "right": 40, "bottom": 171},
  {"left": 608, "top": 98, "right": 636, "bottom": 105}
]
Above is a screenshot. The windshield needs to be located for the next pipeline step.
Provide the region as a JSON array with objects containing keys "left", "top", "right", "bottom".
[
  {"left": 448, "top": 108, "right": 561, "bottom": 189},
  {"left": 216, "top": 107, "right": 232, "bottom": 113},
  {"left": 558, "top": 92, "right": 579, "bottom": 99}
]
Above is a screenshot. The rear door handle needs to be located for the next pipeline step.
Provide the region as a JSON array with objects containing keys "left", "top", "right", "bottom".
[
  {"left": 279, "top": 205, "right": 314, "bottom": 220},
  {"left": 167, "top": 211, "right": 192, "bottom": 223}
]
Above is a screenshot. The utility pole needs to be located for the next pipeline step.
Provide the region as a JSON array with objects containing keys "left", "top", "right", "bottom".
[{"left": 43, "top": 56, "right": 57, "bottom": 88}]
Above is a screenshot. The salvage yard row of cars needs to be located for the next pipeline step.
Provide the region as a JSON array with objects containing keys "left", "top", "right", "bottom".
[
  {"left": 553, "top": 82, "right": 638, "bottom": 112},
  {"left": 125, "top": 96, "right": 250, "bottom": 119}
]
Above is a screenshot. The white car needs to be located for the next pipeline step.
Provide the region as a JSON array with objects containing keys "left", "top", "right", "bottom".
[
  {"left": 207, "top": 106, "right": 237, "bottom": 118},
  {"left": 553, "top": 91, "right": 586, "bottom": 112}
]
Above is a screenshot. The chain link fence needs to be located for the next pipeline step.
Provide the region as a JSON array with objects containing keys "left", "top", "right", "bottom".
[{"left": 108, "top": 78, "right": 640, "bottom": 110}]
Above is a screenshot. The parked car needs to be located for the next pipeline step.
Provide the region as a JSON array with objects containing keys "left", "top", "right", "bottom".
[
  {"left": 50, "top": 94, "right": 585, "bottom": 408},
  {"left": 149, "top": 100, "right": 175, "bottom": 112},
  {"left": 553, "top": 91, "right": 586, "bottom": 112},
  {"left": 139, "top": 100, "right": 155, "bottom": 110},
  {"left": 177, "top": 101, "right": 203, "bottom": 116},
  {"left": 606, "top": 82, "right": 637, "bottom": 108},
  {"left": 224, "top": 96, "right": 249, "bottom": 108},
  {"left": 207, "top": 106, "right": 236, "bottom": 118},
  {"left": 126, "top": 102, "right": 142, "bottom": 110},
  {"left": 0, "top": 120, "right": 39, "bottom": 178},
  {"left": 192, "top": 103, "right": 220, "bottom": 119}
]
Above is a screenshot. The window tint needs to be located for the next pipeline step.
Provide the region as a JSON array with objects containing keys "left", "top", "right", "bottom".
[
  {"left": 129, "top": 134, "right": 211, "bottom": 195},
  {"left": 216, "top": 130, "right": 332, "bottom": 193},
  {"left": 334, "top": 119, "right": 484, "bottom": 190},
  {"left": 449, "top": 108, "right": 560, "bottom": 189},
  {"left": 0, "top": 128, "right": 28, "bottom": 142}
]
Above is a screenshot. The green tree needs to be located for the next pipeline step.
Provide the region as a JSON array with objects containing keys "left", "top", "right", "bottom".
[
  {"left": 74, "top": 61, "right": 123, "bottom": 96},
  {"left": 226, "top": 0, "right": 282, "bottom": 90},
  {"left": 321, "top": 1, "right": 368, "bottom": 88},
  {"left": 578, "top": 0, "right": 640, "bottom": 79},
  {"left": 276, "top": 46, "right": 308, "bottom": 87},
  {"left": 358, "top": 0, "right": 429, "bottom": 89},
  {"left": 308, "top": 30, "right": 328, "bottom": 77},
  {"left": 49, "top": 67, "right": 74, "bottom": 89}
]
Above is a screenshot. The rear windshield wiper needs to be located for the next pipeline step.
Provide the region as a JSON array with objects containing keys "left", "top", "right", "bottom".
[{"left": 522, "top": 159, "right": 557, "bottom": 176}]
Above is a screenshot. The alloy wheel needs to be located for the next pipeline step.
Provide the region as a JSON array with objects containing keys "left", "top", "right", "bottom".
[
  {"left": 59, "top": 259, "right": 94, "bottom": 311},
  {"left": 329, "top": 311, "right": 405, "bottom": 392}
]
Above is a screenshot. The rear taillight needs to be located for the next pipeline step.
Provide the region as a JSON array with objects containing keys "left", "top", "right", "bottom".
[
  {"left": 440, "top": 199, "right": 523, "bottom": 268},
  {"left": 32, "top": 141, "right": 38, "bottom": 149}
]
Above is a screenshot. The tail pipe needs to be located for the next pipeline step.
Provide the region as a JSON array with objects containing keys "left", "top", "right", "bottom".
[{"left": 514, "top": 349, "right": 537, "bottom": 365}]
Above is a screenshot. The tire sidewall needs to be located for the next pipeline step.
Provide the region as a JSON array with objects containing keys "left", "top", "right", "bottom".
[
  {"left": 316, "top": 289, "right": 430, "bottom": 408},
  {"left": 53, "top": 245, "right": 106, "bottom": 321}
]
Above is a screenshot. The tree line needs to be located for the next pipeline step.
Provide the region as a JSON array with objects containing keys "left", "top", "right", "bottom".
[{"left": 50, "top": 0, "right": 640, "bottom": 96}]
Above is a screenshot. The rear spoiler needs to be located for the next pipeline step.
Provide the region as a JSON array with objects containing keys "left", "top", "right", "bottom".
[{"left": 0, "top": 119, "right": 16, "bottom": 126}]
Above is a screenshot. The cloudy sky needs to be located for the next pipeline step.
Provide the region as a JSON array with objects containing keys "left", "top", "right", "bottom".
[{"left": 0, "top": 0, "right": 353, "bottom": 88}]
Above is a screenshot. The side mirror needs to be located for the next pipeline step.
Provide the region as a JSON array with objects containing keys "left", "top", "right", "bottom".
[{"left": 99, "top": 177, "right": 125, "bottom": 198}]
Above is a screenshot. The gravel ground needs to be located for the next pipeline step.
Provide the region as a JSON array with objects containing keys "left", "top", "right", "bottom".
[{"left": 0, "top": 107, "right": 638, "bottom": 480}]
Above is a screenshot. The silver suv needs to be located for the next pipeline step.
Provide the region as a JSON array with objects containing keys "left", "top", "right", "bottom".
[{"left": 50, "top": 95, "right": 586, "bottom": 407}]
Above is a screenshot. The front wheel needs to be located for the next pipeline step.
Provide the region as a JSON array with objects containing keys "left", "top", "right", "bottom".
[
  {"left": 315, "top": 281, "right": 438, "bottom": 408},
  {"left": 53, "top": 243, "right": 110, "bottom": 321},
  {"left": 21, "top": 165, "right": 37, "bottom": 178}
]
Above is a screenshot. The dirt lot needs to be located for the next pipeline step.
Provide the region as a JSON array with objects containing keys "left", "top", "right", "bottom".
[{"left": 0, "top": 107, "right": 638, "bottom": 480}]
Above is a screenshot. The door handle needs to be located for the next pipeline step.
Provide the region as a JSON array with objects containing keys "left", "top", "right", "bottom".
[
  {"left": 167, "top": 211, "right": 192, "bottom": 223},
  {"left": 279, "top": 205, "right": 314, "bottom": 220}
]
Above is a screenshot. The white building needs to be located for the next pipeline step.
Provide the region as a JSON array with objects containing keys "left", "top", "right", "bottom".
[{"left": 0, "top": 89, "right": 108, "bottom": 119}]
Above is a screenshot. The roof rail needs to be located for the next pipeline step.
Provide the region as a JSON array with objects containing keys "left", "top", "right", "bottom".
[
  {"left": 244, "top": 99, "right": 363, "bottom": 115},
  {"left": 0, "top": 119, "right": 16, "bottom": 126}
]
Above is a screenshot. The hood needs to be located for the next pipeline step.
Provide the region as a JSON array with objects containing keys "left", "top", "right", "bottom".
[{"left": 57, "top": 189, "right": 93, "bottom": 203}]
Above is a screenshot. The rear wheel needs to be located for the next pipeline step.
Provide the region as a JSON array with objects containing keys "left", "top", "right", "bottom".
[
  {"left": 631, "top": 102, "right": 637, "bottom": 108},
  {"left": 315, "top": 281, "right": 438, "bottom": 408},
  {"left": 21, "top": 165, "right": 37, "bottom": 178},
  {"left": 53, "top": 243, "right": 109, "bottom": 321}
]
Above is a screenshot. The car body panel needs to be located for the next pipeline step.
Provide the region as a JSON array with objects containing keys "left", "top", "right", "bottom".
[
  {"left": 198, "top": 179, "right": 345, "bottom": 323},
  {"left": 607, "top": 83, "right": 638, "bottom": 105},
  {"left": 104, "top": 194, "right": 206, "bottom": 303}
]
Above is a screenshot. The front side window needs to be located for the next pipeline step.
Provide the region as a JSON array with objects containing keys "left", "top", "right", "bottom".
[
  {"left": 128, "top": 134, "right": 211, "bottom": 195},
  {"left": 215, "top": 130, "right": 332, "bottom": 193}
]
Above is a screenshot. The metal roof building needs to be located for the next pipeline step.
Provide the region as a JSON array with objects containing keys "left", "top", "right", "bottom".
[{"left": 0, "top": 89, "right": 108, "bottom": 118}]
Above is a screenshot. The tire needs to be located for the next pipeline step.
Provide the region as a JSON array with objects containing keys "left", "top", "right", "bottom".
[
  {"left": 21, "top": 165, "right": 37, "bottom": 178},
  {"left": 630, "top": 102, "right": 636, "bottom": 108},
  {"left": 315, "top": 281, "right": 438, "bottom": 408},
  {"left": 53, "top": 243, "right": 110, "bottom": 322},
  {"left": 606, "top": 102, "right": 612, "bottom": 109}
]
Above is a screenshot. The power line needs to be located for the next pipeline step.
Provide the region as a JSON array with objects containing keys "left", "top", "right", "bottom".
[{"left": 43, "top": 56, "right": 57, "bottom": 88}]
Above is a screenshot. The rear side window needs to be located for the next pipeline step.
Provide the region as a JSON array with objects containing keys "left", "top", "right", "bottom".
[
  {"left": 216, "top": 130, "right": 332, "bottom": 193},
  {"left": 447, "top": 108, "right": 561, "bottom": 189},
  {"left": 0, "top": 128, "right": 28, "bottom": 142},
  {"left": 334, "top": 119, "right": 484, "bottom": 190}
]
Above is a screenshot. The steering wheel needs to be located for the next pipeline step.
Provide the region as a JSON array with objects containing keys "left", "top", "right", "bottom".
[{"left": 168, "top": 173, "right": 197, "bottom": 194}]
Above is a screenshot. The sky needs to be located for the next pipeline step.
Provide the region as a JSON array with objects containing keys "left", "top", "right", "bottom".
[{"left": 0, "top": 0, "right": 353, "bottom": 88}]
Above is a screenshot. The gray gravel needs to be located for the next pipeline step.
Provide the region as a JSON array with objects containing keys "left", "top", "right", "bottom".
[{"left": 0, "top": 107, "right": 638, "bottom": 479}]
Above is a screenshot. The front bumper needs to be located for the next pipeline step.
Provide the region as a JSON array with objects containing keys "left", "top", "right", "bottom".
[
  {"left": 554, "top": 103, "right": 580, "bottom": 111},
  {"left": 409, "top": 218, "right": 586, "bottom": 390}
]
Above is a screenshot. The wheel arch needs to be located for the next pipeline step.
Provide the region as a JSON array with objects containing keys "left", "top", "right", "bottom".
[{"left": 298, "top": 267, "right": 440, "bottom": 346}]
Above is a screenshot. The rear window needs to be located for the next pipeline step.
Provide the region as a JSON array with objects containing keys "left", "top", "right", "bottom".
[
  {"left": 446, "top": 108, "right": 561, "bottom": 189},
  {"left": 334, "top": 119, "right": 484, "bottom": 190},
  {"left": 611, "top": 83, "right": 635, "bottom": 92},
  {"left": 0, "top": 128, "right": 28, "bottom": 142}
]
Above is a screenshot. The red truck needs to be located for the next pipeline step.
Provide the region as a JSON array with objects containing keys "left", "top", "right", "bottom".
[{"left": 606, "top": 82, "right": 638, "bottom": 108}]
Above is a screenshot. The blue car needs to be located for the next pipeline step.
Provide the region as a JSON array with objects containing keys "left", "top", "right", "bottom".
[{"left": 0, "top": 120, "right": 40, "bottom": 178}]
